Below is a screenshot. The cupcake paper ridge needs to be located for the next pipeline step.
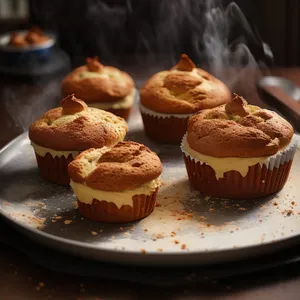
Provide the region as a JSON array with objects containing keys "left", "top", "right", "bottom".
[{"left": 181, "top": 133, "right": 299, "bottom": 180}]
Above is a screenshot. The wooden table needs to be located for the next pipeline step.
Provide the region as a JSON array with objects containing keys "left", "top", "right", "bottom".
[{"left": 1, "top": 68, "right": 300, "bottom": 300}]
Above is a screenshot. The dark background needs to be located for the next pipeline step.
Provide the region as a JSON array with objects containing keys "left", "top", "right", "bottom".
[{"left": 23, "top": 0, "right": 299, "bottom": 68}]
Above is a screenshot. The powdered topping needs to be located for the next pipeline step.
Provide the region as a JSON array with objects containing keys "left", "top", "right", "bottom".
[{"left": 61, "top": 94, "right": 87, "bottom": 115}]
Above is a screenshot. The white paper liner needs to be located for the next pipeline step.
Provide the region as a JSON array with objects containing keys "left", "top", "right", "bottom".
[
  {"left": 139, "top": 103, "right": 194, "bottom": 119},
  {"left": 31, "top": 142, "right": 80, "bottom": 158},
  {"left": 181, "top": 133, "right": 299, "bottom": 177}
]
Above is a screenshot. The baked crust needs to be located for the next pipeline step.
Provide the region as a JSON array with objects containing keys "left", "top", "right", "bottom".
[
  {"left": 68, "top": 141, "right": 162, "bottom": 191},
  {"left": 140, "top": 54, "right": 231, "bottom": 114},
  {"left": 187, "top": 94, "right": 294, "bottom": 158},
  {"left": 61, "top": 57, "right": 135, "bottom": 102},
  {"left": 29, "top": 94, "right": 128, "bottom": 151}
]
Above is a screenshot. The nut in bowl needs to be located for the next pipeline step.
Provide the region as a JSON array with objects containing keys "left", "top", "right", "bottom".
[
  {"left": 68, "top": 141, "right": 163, "bottom": 223},
  {"left": 181, "top": 94, "right": 298, "bottom": 200},
  {"left": 0, "top": 27, "right": 56, "bottom": 61}
]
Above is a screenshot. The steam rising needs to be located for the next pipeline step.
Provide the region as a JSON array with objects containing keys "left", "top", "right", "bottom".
[
  {"left": 200, "top": 1, "right": 272, "bottom": 96},
  {"left": 7, "top": 0, "right": 273, "bottom": 133},
  {"left": 4, "top": 81, "right": 61, "bottom": 132}
]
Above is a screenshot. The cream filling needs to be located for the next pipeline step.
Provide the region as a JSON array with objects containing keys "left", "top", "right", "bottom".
[
  {"left": 88, "top": 89, "right": 136, "bottom": 110},
  {"left": 31, "top": 142, "right": 80, "bottom": 158},
  {"left": 181, "top": 135, "right": 294, "bottom": 180},
  {"left": 70, "top": 177, "right": 161, "bottom": 209}
]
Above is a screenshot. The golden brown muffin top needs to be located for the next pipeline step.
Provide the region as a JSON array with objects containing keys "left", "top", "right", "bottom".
[
  {"left": 29, "top": 94, "right": 128, "bottom": 151},
  {"left": 68, "top": 141, "right": 162, "bottom": 191},
  {"left": 187, "top": 94, "right": 294, "bottom": 158},
  {"left": 61, "top": 57, "right": 135, "bottom": 103},
  {"left": 140, "top": 54, "right": 231, "bottom": 114}
]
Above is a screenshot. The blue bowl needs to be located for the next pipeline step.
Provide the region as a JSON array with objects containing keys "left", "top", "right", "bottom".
[{"left": 0, "top": 30, "right": 56, "bottom": 64}]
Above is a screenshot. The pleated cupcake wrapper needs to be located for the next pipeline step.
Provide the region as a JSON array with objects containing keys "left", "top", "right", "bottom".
[
  {"left": 181, "top": 134, "right": 299, "bottom": 199},
  {"left": 140, "top": 104, "right": 193, "bottom": 144},
  {"left": 35, "top": 153, "right": 75, "bottom": 186},
  {"left": 139, "top": 103, "right": 193, "bottom": 119},
  {"left": 77, "top": 188, "right": 159, "bottom": 223}
]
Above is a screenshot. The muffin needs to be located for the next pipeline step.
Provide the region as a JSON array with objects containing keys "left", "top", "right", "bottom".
[
  {"left": 181, "top": 94, "right": 298, "bottom": 200},
  {"left": 61, "top": 57, "right": 135, "bottom": 119},
  {"left": 139, "top": 54, "right": 231, "bottom": 144},
  {"left": 29, "top": 94, "right": 128, "bottom": 185},
  {"left": 68, "top": 141, "right": 162, "bottom": 223}
]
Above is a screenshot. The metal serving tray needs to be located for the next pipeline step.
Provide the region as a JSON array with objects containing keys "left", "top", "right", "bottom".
[{"left": 0, "top": 104, "right": 300, "bottom": 266}]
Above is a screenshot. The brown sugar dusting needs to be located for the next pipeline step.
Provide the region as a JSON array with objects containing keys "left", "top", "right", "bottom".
[
  {"left": 181, "top": 244, "right": 187, "bottom": 250},
  {"left": 171, "top": 209, "right": 194, "bottom": 220},
  {"left": 282, "top": 210, "right": 293, "bottom": 216},
  {"left": 155, "top": 233, "right": 165, "bottom": 239},
  {"left": 7, "top": 210, "right": 45, "bottom": 230}
]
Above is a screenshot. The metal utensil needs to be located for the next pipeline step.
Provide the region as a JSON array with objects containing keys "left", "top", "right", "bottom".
[{"left": 258, "top": 76, "right": 300, "bottom": 132}]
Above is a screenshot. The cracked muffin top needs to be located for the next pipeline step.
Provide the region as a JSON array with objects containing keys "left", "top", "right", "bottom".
[
  {"left": 29, "top": 94, "right": 128, "bottom": 151},
  {"left": 68, "top": 141, "right": 162, "bottom": 191},
  {"left": 187, "top": 94, "right": 294, "bottom": 158},
  {"left": 61, "top": 57, "right": 135, "bottom": 103},
  {"left": 140, "top": 54, "right": 231, "bottom": 114}
]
